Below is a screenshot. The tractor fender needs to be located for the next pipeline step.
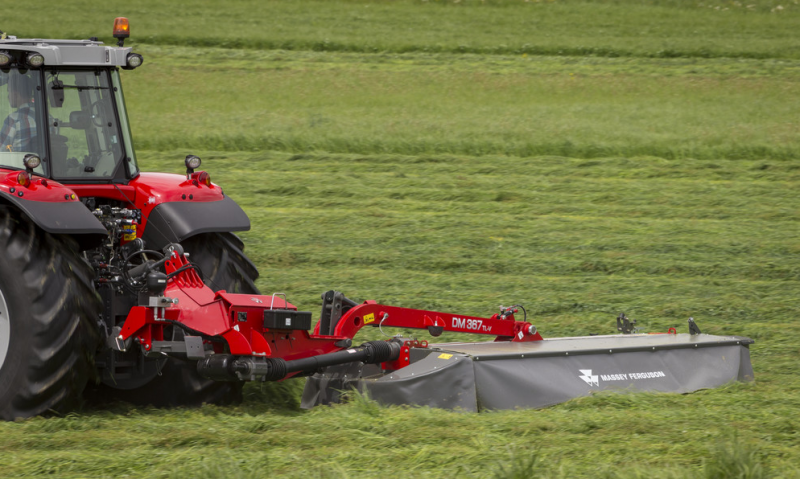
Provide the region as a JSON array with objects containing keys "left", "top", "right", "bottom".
[
  {"left": 140, "top": 196, "right": 250, "bottom": 250},
  {"left": 100, "top": 172, "right": 252, "bottom": 250},
  {"left": 0, "top": 185, "right": 106, "bottom": 251}
]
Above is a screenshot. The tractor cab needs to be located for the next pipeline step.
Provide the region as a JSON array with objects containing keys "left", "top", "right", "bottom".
[{"left": 0, "top": 27, "right": 141, "bottom": 183}]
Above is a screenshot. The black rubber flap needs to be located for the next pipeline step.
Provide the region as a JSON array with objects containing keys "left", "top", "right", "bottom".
[
  {"left": 301, "top": 362, "right": 367, "bottom": 408},
  {"left": 302, "top": 333, "right": 754, "bottom": 411},
  {"left": 301, "top": 352, "right": 479, "bottom": 411},
  {"left": 365, "top": 351, "right": 479, "bottom": 412},
  {"left": 471, "top": 344, "right": 753, "bottom": 410}
]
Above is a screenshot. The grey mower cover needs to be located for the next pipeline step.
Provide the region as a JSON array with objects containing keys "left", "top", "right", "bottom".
[{"left": 302, "top": 333, "right": 754, "bottom": 412}]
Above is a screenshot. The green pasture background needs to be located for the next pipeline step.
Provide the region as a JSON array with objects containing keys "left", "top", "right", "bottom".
[{"left": 1, "top": 0, "right": 799, "bottom": 477}]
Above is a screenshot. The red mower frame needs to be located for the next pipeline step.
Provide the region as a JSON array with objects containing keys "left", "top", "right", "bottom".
[{"left": 116, "top": 246, "right": 543, "bottom": 381}]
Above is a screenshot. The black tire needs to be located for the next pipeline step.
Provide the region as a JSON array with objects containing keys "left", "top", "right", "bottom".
[
  {"left": 0, "top": 207, "right": 101, "bottom": 421},
  {"left": 88, "top": 232, "right": 259, "bottom": 407},
  {"left": 183, "top": 232, "right": 260, "bottom": 295}
]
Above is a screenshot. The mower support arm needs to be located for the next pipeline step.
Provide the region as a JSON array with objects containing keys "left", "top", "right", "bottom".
[{"left": 324, "top": 301, "right": 542, "bottom": 342}]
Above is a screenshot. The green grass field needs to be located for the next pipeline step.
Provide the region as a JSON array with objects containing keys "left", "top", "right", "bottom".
[{"left": 1, "top": 0, "right": 799, "bottom": 477}]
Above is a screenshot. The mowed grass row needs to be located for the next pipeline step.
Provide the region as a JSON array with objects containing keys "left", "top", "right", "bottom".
[
  {"left": 116, "top": 46, "right": 800, "bottom": 160},
  {"left": 0, "top": 150, "right": 797, "bottom": 478},
  {"left": 0, "top": 386, "right": 795, "bottom": 478},
  {"left": 7, "top": 0, "right": 800, "bottom": 59},
  {"left": 153, "top": 150, "right": 800, "bottom": 477}
]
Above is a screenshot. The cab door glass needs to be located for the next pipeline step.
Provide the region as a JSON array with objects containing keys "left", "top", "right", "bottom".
[
  {"left": 0, "top": 69, "right": 47, "bottom": 174},
  {"left": 45, "top": 70, "right": 123, "bottom": 179}
]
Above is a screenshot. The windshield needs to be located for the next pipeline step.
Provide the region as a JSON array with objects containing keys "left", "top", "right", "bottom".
[
  {"left": 0, "top": 69, "right": 47, "bottom": 174},
  {"left": 44, "top": 70, "right": 125, "bottom": 179}
]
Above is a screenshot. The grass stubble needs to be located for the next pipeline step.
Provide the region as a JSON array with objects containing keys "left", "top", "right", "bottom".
[{"left": 1, "top": 150, "right": 794, "bottom": 478}]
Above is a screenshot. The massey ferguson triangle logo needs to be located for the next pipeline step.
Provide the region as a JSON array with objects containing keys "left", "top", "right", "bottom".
[
  {"left": 578, "top": 369, "right": 667, "bottom": 386},
  {"left": 578, "top": 369, "right": 599, "bottom": 387}
]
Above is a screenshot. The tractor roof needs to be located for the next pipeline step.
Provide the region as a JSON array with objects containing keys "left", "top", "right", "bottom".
[{"left": 0, "top": 37, "right": 134, "bottom": 68}]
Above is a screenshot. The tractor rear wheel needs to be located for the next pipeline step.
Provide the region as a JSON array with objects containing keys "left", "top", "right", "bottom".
[
  {"left": 88, "top": 232, "right": 259, "bottom": 407},
  {"left": 0, "top": 207, "right": 101, "bottom": 421}
]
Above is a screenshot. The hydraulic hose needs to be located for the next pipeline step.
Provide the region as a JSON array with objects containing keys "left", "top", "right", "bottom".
[
  {"left": 280, "top": 340, "right": 399, "bottom": 375},
  {"left": 197, "top": 340, "right": 401, "bottom": 382}
]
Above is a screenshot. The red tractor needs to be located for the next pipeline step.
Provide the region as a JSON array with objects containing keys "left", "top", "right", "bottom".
[{"left": 0, "top": 20, "right": 753, "bottom": 419}]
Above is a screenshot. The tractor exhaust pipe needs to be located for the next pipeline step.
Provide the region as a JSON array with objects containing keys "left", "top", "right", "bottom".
[{"left": 197, "top": 340, "right": 401, "bottom": 382}]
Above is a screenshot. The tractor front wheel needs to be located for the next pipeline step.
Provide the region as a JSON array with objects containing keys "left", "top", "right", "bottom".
[{"left": 0, "top": 207, "right": 101, "bottom": 421}]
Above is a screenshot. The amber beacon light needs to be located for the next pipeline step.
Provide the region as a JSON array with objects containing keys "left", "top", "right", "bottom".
[{"left": 113, "top": 17, "right": 130, "bottom": 46}]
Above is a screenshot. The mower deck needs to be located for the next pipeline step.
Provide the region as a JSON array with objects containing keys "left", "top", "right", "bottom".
[{"left": 302, "top": 333, "right": 754, "bottom": 411}]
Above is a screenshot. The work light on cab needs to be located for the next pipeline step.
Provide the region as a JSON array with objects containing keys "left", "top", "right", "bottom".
[
  {"left": 185, "top": 155, "right": 202, "bottom": 176},
  {"left": 23, "top": 154, "right": 41, "bottom": 174},
  {"left": 0, "top": 51, "right": 11, "bottom": 66},
  {"left": 26, "top": 52, "right": 44, "bottom": 68},
  {"left": 113, "top": 17, "right": 130, "bottom": 46},
  {"left": 125, "top": 53, "right": 143, "bottom": 69}
]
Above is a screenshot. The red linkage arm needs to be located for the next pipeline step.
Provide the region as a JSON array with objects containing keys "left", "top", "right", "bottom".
[{"left": 331, "top": 303, "right": 542, "bottom": 342}]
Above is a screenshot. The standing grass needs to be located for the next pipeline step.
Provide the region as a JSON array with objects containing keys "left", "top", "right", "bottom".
[
  {"left": 119, "top": 46, "right": 800, "bottom": 160},
  {"left": 6, "top": 0, "right": 800, "bottom": 59}
]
